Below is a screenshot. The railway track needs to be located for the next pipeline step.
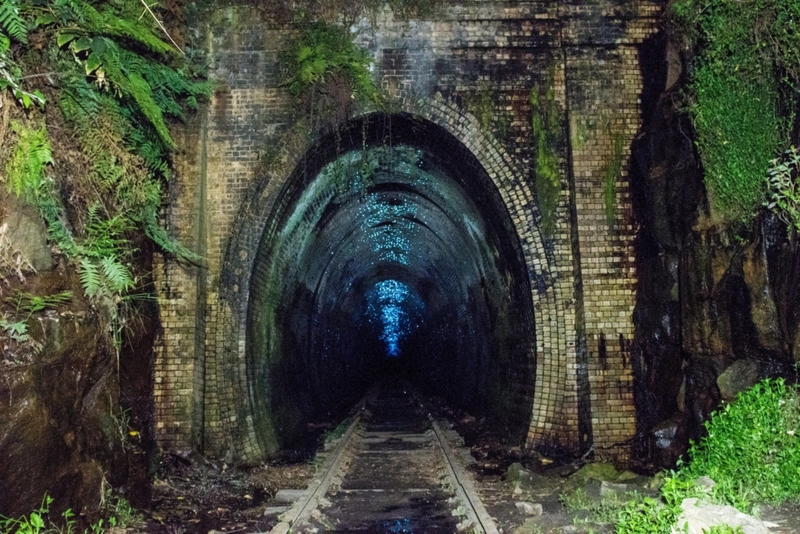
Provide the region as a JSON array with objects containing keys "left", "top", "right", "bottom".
[{"left": 270, "top": 382, "right": 499, "bottom": 533}]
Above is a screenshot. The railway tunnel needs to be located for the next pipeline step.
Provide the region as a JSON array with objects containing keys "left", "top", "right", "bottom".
[
  {"left": 246, "top": 113, "right": 537, "bottom": 455},
  {"left": 155, "top": 1, "right": 650, "bottom": 464}
]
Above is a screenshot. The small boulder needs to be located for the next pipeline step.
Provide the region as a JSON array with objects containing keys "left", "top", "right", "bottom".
[
  {"left": 507, "top": 462, "right": 547, "bottom": 492},
  {"left": 514, "top": 501, "right": 543, "bottom": 516},
  {"left": 569, "top": 462, "right": 619, "bottom": 487},
  {"left": 673, "top": 497, "right": 778, "bottom": 534},
  {"left": 717, "top": 360, "right": 762, "bottom": 402},
  {"left": 1, "top": 196, "right": 53, "bottom": 272}
]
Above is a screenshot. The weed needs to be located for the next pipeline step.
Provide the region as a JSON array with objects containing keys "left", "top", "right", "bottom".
[{"left": 560, "top": 487, "right": 635, "bottom": 525}]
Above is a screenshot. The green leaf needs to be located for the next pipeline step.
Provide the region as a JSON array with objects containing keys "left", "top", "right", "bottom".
[
  {"left": 34, "top": 14, "right": 56, "bottom": 28},
  {"left": 71, "top": 35, "right": 92, "bottom": 53},
  {"left": 79, "top": 258, "right": 102, "bottom": 298},
  {"left": 85, "top": 52, "right": 101, "bottom": 74},
  {"left": 56, "top": 30, "right": 80, "bottom": 48}
]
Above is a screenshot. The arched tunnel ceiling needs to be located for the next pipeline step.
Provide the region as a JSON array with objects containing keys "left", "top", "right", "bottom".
[{"left": 247, "top": 113, "right": 536, "bottom": 454}]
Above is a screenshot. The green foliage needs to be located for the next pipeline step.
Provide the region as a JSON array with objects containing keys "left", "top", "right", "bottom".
[
  {"left": 6, "top": 290, "right": 72, "bottom": 316},
  {"left": 0, "top": 492, "right": 133, "bottom": 534},
  {"left": 604, "top": 133, "right": 624, "bottom": 229},
  {"left": 669, "top": 0, "right": 798, "bottom": 224},
  {"left": 0, "top": 0, "right": 45, "bottom": 108},
  {"left": 704, "top": 526, "right": 744, "bottom": 534},
  {"left": 0, "top": 0, "right": 209, "bottom": 362},
  {"left": 615, "top": 495, "right": 677, "bottom": 534},
  {"left": 560, "top": 487, "right": 632, "bottom": 525},
  {"left": 530, "top": 79, "right": 561, "bottom": 237},
  {"left": 0, "top": 315, "right": 29, "bottom": 342},
  {"left": 683, "top": 378, "right": 800, "bottom": 504},
  {"left": 0, "top": 495, "right": 50, "bottom": 534},
  {"left": 689, "top": 64, "right": 785, "bottom": 221},
  {"left": 0, "top": 0, "right": 27, "bottom": 43},
  {"left": 4, "top": 122, "right": 54, "bottom": 202},
  {"left": 616, "top": 379, "right": 800, "bottom": 533},
  {"left": 765, "top": 146, "right": 800, "bottom": 234},
  {"left": 282, "top": 21, "right": 381, "bottom": 121}
]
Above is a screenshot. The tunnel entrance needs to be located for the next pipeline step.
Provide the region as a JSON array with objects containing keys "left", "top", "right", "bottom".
[{"left": 246, "top": 113, "right": 536, "bottom": 455}]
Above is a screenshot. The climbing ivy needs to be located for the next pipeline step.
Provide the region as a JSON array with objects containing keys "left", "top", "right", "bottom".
[
  {"left": 530, "top": 78, "right": 562, "bottom": 238},
  {"left": 670, "top": 0, "right": 799, "bottom": 225}
]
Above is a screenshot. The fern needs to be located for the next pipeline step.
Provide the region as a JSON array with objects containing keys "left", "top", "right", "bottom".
[
  {"left": 283, "top": 21, "right": 381, "bottom": 106},
  {"left": 79, "top": 258, "right": 102, "bottom": 298},
  {"left": 6, "top": 290, "right": 73, "bottom": 316},
  {"left": 5, "top": 121, "right": 54, "bottom": 202},
  {"left": 0, "top": 0, "right": 27, "bottom": 43},
  {"left": 4, "top": 0, "right": 210, "bottom": 312},
  {"left": 100, "top": 256, "right": 133, "bottom": 293}
]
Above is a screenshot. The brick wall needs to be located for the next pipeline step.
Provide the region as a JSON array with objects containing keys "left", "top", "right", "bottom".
[{"left": 154, "top": 0, "right": 662, "bottom": 464}]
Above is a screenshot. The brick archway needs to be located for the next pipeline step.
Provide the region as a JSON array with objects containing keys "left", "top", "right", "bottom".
[
  {"left": 206, "top": 102, "right": 573, "bottom": 464},
  {"left": 153, "top": 1, "right": 655, "bottom": 465}
]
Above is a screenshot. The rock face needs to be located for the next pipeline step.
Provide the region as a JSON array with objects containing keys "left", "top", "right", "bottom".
[
  {"left": 0, "top": 306, "right": 127, "bottom": 520},
  {"left": 631, "top": 35, "right": 799, "bottom": 467},
  {"left": 1, "top": 192, "right": 53, "bottom": 275}
]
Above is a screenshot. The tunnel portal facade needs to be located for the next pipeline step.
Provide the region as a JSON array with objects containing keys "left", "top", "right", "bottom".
[{"left": 154, "top": 1, "right": 661, "bottom": 464}]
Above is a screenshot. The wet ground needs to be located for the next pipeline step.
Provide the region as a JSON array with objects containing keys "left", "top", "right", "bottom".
[{"left": 129, "top": 390, "right": 800, "bottom": 534}]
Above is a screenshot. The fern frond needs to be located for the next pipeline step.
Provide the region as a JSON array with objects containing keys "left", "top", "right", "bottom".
[
  {"left": 0, "top": 0, "right": 27, "bottom": 43},
  {"left": 100, "top": 256, "right": 134, "bottom": 293},
  {"left": 123, "top": 71, "right": 174, "bottom": 148},
  {"left": 5, "top": 121, "right": 53, "bottom": 202},
  {"left": 79, "top": 258, "right": 102, "bottom": 298}
]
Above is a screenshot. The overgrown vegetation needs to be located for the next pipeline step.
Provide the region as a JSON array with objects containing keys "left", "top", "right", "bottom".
[
  {"left": 615, "top": 378, "right": 800, "bottom": 533},
  {"left": 0, "top": 492, "right": 141, "bottom": 534},
  {"left": 282, "top": 21, "right": 381, "bottom": 128},
  {"left": 530, "top": 75, "right": 562, "bottom": 238},
  {"left": 669, "top": 0, "right": 799, "bottom": 225},
  {"left": 0, "top": 0, "right": 212, "bottom": 355},
  {"left": 463, "top": 89, "right": 511, "bottom": 138}
]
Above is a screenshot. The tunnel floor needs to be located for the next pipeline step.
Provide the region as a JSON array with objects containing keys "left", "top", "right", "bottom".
[
  {"left": 135, "top": 378, "right": 799, "bottom": 534},
  {"left": 290, "top": 382, "right": 463, "bottom": 533}
]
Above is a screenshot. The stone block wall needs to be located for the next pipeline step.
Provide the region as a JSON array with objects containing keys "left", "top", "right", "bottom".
[{"left": 154, "top": 0, "right": 663, "bottom": 463}]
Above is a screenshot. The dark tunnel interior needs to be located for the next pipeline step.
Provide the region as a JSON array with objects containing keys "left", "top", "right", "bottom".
[{"left": 246, "top": 113, "right": 537, "bottom": 454}]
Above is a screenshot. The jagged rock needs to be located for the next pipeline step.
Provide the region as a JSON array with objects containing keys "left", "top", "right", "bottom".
[
  {"left": 570, "top": 462, "right": 619, "bottom": 485},
  {"left": 507, "top": 462, "right": 547, "bottom": 492},
  {"left": 672, "top": 497, "right": 778, "bottom": 534},
  {"left": 514, "top": 501, "right": 543, "bottom": 516},
  {"left": 1, "top": 194, "right": 53, "bottom": 272},
  {"left": 274, "top": 489, "right": 306, "bottom": 503},
  {"left": 653, "top": 418, "right": 680, "bottom": 449},
  {"left": 0, "top": 312, "right": 126, "bottom": 518},
  {"left": 717, "top": 360, "right": 762, "bottom": 402}
]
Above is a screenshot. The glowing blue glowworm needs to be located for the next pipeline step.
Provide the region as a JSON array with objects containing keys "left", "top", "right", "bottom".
[{"left": 375, "top": 279, "right": 410, "bottom": 357}]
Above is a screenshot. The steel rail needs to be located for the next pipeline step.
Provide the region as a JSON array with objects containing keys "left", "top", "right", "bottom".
[{"left": 428, "top": 416, "right": 500, "bottom": 534}]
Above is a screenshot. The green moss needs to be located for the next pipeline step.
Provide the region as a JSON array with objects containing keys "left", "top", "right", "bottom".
[
  {"left": 463, "top": 90, "right": 510, "bottom": 137},
  {"left": 670, "top": 0, "right": 798, "bottom": 225},
  {"left": 604, "top": 133, "right": 624, "bottom": 230},
  {"left": 530, "top": 79, "right": 562, "bottom": 238}
]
